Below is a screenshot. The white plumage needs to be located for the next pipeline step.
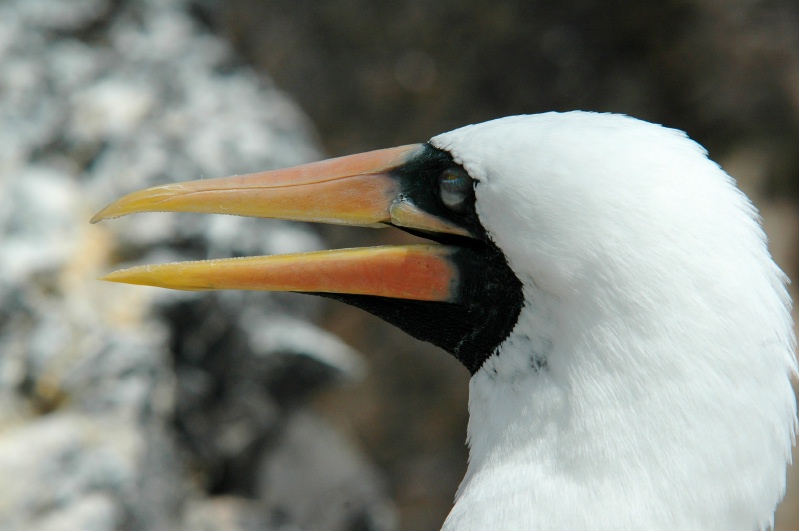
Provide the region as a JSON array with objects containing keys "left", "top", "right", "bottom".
[
  {"left": 92, "top": 111, "right": 797, "bottom": 530},
  {"left": 432, "top": 113, "right": 797, "bottom": 530}
]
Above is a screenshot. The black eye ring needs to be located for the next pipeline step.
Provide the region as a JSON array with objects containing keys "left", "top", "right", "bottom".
[{"left": 437, "top": 167, "right": 473, "bottom": 214}]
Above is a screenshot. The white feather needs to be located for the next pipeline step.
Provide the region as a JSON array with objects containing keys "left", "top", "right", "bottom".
[{"left": 431, "top": 113, "right": 797, "bottom": 530}]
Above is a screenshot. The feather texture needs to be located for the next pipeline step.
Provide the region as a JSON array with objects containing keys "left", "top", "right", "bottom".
[{"left": 432, "top": 113, "right": 797, "bottom": 530}]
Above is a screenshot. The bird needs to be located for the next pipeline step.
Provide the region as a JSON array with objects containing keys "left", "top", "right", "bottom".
[{"left": 92, "top": 112, "right": 797, "bottom": 530}]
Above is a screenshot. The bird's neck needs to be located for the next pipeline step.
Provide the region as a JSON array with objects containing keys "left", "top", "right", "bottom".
[{"left": 442, "top": 284, "right": 793, "bottom": 531}]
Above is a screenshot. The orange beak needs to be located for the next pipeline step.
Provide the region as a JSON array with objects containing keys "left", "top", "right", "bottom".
[{"left": 92, "top": 144, "right": 475, "bottom": 303}]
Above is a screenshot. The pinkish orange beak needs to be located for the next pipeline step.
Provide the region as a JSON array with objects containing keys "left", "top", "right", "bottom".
[{"left": 92, "top": 145, "right": 473, "bottom": 302}]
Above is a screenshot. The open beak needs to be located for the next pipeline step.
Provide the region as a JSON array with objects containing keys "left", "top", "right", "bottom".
[{"left": 91, "top": 144, "right": 475, "bottom": 303}]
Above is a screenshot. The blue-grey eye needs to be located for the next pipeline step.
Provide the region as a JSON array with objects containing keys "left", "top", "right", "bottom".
[{"left": 438, "top": 167, "right": 473, "bottom": 214}]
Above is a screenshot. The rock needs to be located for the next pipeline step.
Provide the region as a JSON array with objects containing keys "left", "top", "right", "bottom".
[
  {"left": 258, "top": 411, "right": 396, "bottom": 531},
  {"left": 0, "top": 1, "right": 394, "bottom": 529}
]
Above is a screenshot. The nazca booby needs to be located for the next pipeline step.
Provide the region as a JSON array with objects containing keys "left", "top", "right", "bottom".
[{"left": 92, "top": 112, "right": 797, "bottom": 530}]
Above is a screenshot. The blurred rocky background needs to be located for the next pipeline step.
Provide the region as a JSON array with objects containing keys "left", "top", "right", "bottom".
[
  {"left": 1, "top": 1, "right": 392, "bottom": 530},
  {"left": 1, "top": 0, "right": 799, "bottom": 530}
]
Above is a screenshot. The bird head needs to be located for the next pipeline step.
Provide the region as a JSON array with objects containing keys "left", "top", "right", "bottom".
[
  {"left": 93, "top": 112, "right": 797, "bottom": 529},
  {"left": 91, "top": 120, "right": 530, "bottom": 375},
  {"left": 92, "top": 112, "right": 794, "bottom": 376}
]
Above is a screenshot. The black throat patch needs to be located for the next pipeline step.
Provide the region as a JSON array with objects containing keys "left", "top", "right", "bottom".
[
  {"left": 318, "top": 144, "right": 525, "bottom": 375},
  {"left": 320, "top": 241, "right": 524, "bottom": 374}
]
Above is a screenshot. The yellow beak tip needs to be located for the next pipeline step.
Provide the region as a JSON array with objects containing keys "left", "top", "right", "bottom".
[
  {"left": 90, "top": 204, "right": 119, "bottom": 224},
  {"left": 99, "top": 268, "right": 152, "bottom": 287},
  {"left": 99, "top": 273, "right": 130, "bottom": 285},
  {"left": 90, "top": 202, "right": 132, "bottom": 224}
]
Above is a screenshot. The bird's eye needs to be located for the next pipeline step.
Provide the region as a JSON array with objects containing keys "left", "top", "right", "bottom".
[{"left": 438, "top": 167, "right": 473, "bottom": 214}]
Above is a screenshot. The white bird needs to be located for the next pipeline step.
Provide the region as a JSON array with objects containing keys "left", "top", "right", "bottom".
[{"left": 93, "top": 112, "right": 797, "bottom": 530}]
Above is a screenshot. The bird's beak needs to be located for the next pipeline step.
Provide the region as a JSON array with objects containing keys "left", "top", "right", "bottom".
[{"left": 91, "top": 144, "right": 472, "bottom": 302}]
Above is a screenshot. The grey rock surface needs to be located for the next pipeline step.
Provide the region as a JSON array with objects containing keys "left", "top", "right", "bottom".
[{"left": 0, "top": 0, "right": 393, "bottom": 529}]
